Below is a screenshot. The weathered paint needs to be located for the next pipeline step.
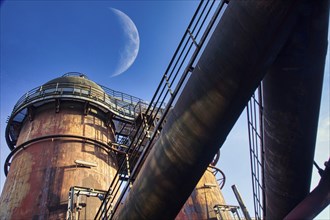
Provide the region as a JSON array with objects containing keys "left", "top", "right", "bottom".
[
  {"left": 176, "top": 167, "right": 231, "bottom": 220},
  {"left": 0, "top": 101, "right": 117, "bottom": 219},
  {"left": 0, "top": 152, "right": 33, "bottom": 218}
]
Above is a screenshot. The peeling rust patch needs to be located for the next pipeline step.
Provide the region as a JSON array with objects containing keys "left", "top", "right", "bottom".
[
  {"left": 176, "top": 168, "right": 231, "bottom": 220},
  {"left": 0, "top": 152, "right": 32, "bottom": 219},
  {"left": 0, "top": 102, "right": 117, "bottom": 219}
]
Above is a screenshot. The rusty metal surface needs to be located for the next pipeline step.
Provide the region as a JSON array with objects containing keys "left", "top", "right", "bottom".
[
  {"left": 283, "top": 159, "right": 330, "bottom": 219},
  {"left": 262, "top": 0, "right": 330, "bottom": 219},
  {"left": 176, "top": 167, "right": 231, "bottom": 220},
  {"left": 16, "top": 103, "right": 114, "bottom": 146},
  {"left": 113, "top": 1, "right": 301, "bottom": 219},
  {"left": 6, "top": 74, "right": 147, "bottom": 149},
  {"left": 0, "top": 102, "right": 117, "bottom": 219}
]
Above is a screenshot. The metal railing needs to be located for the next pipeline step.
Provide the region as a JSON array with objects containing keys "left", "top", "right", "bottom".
[
  {"left": 210, "top": 165, "right": 226, "bottom": 189},
  {"left": 94, "top": 0, "right": 228, "bottom": 219},
  {"left": 6, "top": 78, "right": 148, "bottom": 149},
  {"left": 214, "top": 204, "right": 242, "bottom": 220},
  {"left": 246, "top": 84, "right": 265, "bottom": 220},
  {"left": 11, "top": 82, "right": 147, "bottom": 121},
  {"left": 66, "top": 186, "right": 108, "bottom": 220}
]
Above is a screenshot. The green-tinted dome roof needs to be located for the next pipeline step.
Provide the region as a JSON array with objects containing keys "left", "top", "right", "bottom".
[{"left": 43, "top": 72, "right": 103, "bottom": 91}]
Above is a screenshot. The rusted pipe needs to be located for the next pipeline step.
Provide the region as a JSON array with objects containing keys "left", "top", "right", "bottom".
[
  {"left": 232, "top": 185, "right": 252, "bottom": 220},
  {"left": 262, "top": 0, "right": 330, "bottom": 219},
  {"left": 113, "top": 1, "right": 301, "bottom": 219},
  {"left": 284, "top": 159, "right": 330, "bottom": 220}
]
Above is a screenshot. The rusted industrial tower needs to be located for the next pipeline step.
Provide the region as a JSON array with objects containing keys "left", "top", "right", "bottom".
[
  {"left": 177, "top": 165, "right": 233, "bottom": 220},
  {"left": 0, "top": 73, "right": 232, "bottom": 219},
  {"left": 3, "top": 0, "right": 327, "bottom": 219},
  {"left": 0, "top": 73, "right": 147, "bottom": 219}
]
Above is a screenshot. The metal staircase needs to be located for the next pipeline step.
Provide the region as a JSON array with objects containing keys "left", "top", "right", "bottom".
[{"left": 94, "top": 1, "right": 229, "bottom": 219}]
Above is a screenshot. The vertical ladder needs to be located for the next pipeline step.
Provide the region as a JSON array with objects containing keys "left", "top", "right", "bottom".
[{"left": 246, "top": 84, "right": 265, "bottom": 220}]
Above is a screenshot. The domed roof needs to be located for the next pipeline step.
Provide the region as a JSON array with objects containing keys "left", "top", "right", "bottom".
[{"left": 43, "top": 72, "right": 103, "bottom": 91}]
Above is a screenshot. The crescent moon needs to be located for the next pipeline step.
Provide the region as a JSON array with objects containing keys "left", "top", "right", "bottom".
[{"left": 110, "top": 8, "right": 140, "bottom": 77}]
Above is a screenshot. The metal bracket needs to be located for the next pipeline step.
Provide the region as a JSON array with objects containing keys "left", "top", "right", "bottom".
[
  {"left": 106, "top": 112, "right": 113, "bottom": 127},
  {"left": 27, "top": 106, "right": 35, "bottom": 122},
  {"left": 188, "top": 29, "right": 200, "bottom": 48},
  {"left": 55, "top": 99, "right": 60, "bottom": 113},
  {"left": 83, "top": 101, "right": 90, "bottom": 115},
  {"left": 164, "top": 74, "right": 173, "bottom": 96}
]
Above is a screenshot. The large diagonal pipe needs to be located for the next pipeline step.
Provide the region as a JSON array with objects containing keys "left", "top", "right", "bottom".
[
  {"left": 113, "top": 1, "right": 302, "bottom": 219},
  {"left": 263, "top": 0, "right": 329, "bottom": 219}
]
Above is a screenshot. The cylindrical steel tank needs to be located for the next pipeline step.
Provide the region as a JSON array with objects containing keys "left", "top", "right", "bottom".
[
  {"left": 0, "top": 74, "right": 118, "bottom": 219},
  {"left": 176, "top": 167, "right": 231, "bottom": 220}
]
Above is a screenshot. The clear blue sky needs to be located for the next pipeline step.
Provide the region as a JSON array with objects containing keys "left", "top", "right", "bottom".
[{"left": 1, "top": 1, "right": 329, "bottom": 218}]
